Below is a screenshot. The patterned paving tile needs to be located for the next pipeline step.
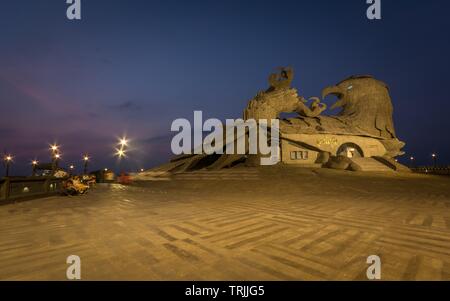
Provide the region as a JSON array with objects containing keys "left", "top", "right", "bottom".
[{"left": 1, "top": 167, "right": 450, "bottom": 280}]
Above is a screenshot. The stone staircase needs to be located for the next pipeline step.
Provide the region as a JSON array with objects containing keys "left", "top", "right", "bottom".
[{"left": 350, "top": 157, "right": 395, "bottom": 172}]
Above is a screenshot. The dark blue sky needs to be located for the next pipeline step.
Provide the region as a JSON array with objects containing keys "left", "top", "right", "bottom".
[{"left": 1, "top": 0, "right": 449, "bottom": 175}]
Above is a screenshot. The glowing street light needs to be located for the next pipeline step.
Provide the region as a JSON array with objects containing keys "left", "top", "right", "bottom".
[
  {"left": 119, "top": 137, "right": 128, "bottom": 147},
  {"left": 83, "top": 155, "right": 90, "bottom": 174},
  {"left": 3, "top": 154, "right": 13, "bottom": 177},
  {"left": 50, "top": 144, "right": 59, "bottom": 153},
  {"left": 115, "top": 148, "right": 126, "bottom": 158}
]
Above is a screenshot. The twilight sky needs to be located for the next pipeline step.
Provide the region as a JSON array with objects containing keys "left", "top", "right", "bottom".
[{"left": 1, "top": 0, "right": 450, "bottom": 175}]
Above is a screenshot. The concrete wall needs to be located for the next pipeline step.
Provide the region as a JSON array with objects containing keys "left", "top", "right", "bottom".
[
  {"left": 0, "top": 177, "right": 65, "bottom": 203},
  {"left": 281, "top": 133, "right": 387, "bottom": 165},
  {"left": 281, "top": 142, "right": 319, "bottom": 164}
]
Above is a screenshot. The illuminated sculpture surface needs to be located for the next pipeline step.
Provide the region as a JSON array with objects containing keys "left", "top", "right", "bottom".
[{"left": 142, "top": 68, "right": 408, "bottom": 175}]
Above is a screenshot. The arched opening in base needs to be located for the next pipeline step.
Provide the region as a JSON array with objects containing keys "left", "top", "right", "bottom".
[{"left": 337, "top": 143, "right": 364, "bottom": 158}]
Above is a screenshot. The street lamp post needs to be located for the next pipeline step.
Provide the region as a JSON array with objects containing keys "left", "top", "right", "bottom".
[
  {"left": 32, "top": 160, "right": 38, "bottom": 176},
  {"left": 115, "top": 148, "right": 126, "bottom": 174},
  {"left": 3, "top": 155, "right": 13, "bottom": 177},
  {"left": 69, "top": 165, "right": 75, "bottom": 176},
  {"left": 54, "top": 153, "right": 61, "bottom": 172},
  {"left": 50, "top": 144, "right": 59, "bottom": 174},
  {"left": 432, "top": 153, "right": 437, "bottom": 168},
  {"left": 115, "top": 136, "right": 129, "bottom": 175},
  {"left": 83, "top": 155, "right": 89, "bottom": 175},
  {"left": 409, "top": 156, "right": 415, "bottom": 168}
]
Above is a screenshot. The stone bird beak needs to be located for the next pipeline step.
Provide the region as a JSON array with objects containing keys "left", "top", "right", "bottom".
[{"left": 322, "top": 86, "right": 346, "bottom": 110}]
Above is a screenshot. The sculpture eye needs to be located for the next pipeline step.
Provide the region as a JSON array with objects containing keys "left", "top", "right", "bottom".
[{"left": 347, "top": 85, "right": 353, "bottom": 90}]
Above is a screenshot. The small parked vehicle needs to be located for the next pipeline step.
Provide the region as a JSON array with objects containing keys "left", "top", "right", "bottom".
[{"left": 63, "top": 176, "right": 89, "bottom": 196}]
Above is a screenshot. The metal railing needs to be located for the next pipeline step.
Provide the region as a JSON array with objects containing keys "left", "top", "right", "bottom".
[
  {"left": 0, "top": 176, "right": 66, "bottom": 204},
  {"left": 411, "top": 166, "right": 450, "bottom": 176}
]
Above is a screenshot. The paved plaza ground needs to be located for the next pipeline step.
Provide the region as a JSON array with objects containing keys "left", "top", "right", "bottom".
[{"left": 1, "top": 167, "right": 450, "bottom": 280}]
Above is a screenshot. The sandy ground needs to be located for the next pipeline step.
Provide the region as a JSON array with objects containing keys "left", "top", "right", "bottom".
[{"left": 1, "top": 166, "right": 450, "bottom": 280}]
